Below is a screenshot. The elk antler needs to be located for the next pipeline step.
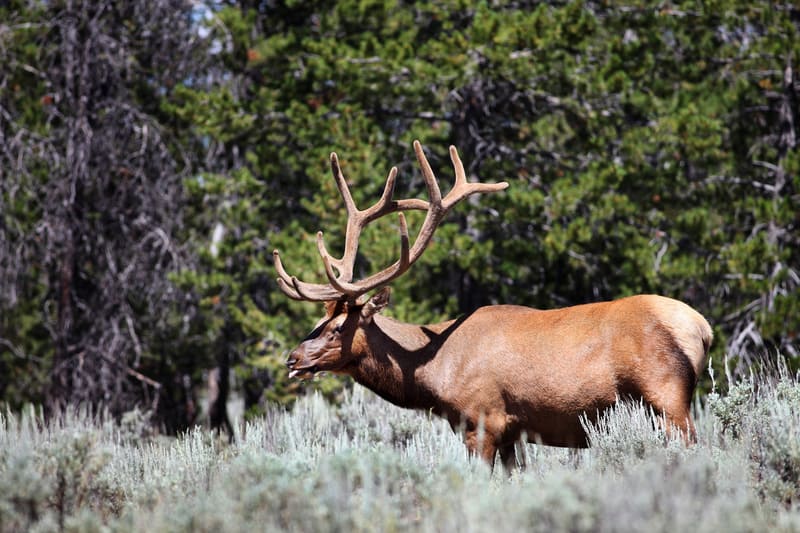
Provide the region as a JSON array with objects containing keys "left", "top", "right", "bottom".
[{"left": 273, "top": 140, "right": 508, "bottom": 302}]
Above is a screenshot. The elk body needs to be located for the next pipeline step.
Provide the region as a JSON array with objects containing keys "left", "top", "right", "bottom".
[{"left": 274, "top": 141, "right": 713, "bottom": 470}]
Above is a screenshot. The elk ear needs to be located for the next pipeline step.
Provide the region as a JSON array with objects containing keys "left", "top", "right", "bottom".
[
  {"left": 325, "top": 300, "right": 345, "bottom": 317},
  {"left": 361, "top": 287, "right": 390, "bottom": 320}
]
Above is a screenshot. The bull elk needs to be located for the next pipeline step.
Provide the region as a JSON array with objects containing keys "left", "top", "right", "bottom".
[{"left": 274, "top": 141, "right": 713, "bottom": 470}]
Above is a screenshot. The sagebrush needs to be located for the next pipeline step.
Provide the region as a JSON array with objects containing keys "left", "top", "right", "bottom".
[{"left": 1, "top": 366, "right": 800, "bottom": 532}]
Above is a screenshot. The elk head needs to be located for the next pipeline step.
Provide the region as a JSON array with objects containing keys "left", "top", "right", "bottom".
[
  {"left": 285, "top": 288, "right": 390, "bottom": 379},
  {"left": 274, "top": 141, "right": 508, "bottom": 379}
]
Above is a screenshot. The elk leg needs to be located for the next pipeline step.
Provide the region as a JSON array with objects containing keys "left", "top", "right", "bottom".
[
  {"left": 465, "top": 429, "right": 498, "bottom": 469},
  {"left": 663, "top": 407, "right": 696, "bottom": 444},
  {"left": 650, "top": 394, "right": 696, "bottom": 444},
  {"left": 499, "top": 442, "right": 525, "bottom": 473},
  {"left": 643, "top": 377, "right": 697, "bottom": 445}
]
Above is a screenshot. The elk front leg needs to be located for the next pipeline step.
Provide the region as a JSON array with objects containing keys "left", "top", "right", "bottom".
[
  {"left": 662, "top": 409, "right": 697, "bottom": 444},
  {"left": 499, "top": 441, "right": 527, "bottom": 473}
]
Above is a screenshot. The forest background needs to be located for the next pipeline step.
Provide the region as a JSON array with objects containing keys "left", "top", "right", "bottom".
[{"left": 0, "top": 0, "right": 798, "bottom": 433}]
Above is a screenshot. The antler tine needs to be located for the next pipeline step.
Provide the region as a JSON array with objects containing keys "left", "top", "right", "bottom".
[
  {"left": 330, "top": 151, "right": 358, "bottom": 217},
  {"left": 317, "top": 231, "right": 345, "bottom": 290},
  {"left": 442, "top": 145, "right": 510, "bottom": 210},
  {"left": 413, "top": 140, "right": 443, "bottom": 208},
  {"left": 450, "top": 145, "right": 468, "bottom": 188},
  {"left": 273, "top": 250, "right": 296, "bottom": 291},
  {"left": 321, "top": 151, "right": 355, "bottom": 278},
  {"left": 276, "top": 278, "right": 302, "bottom": 300},
  {"left": 397, "top": 212, "right": 410, "bottom": 271},
  {"left": 273, "top": 249, "right": 345, "bottom": 301},
  {"left": 290, "top": 276, "right": 328, "bottom": 301},
  {"left": 365, "top": 166, "right": 399, "bottom": 219}
]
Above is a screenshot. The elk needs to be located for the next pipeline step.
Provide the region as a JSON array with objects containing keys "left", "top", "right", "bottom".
[{"left": 274, "top": 141, "right": 713, "bottom": 470}]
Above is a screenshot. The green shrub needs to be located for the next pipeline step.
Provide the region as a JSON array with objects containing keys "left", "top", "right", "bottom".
[{"left": 708, "top": 380, "right": 754, "bottom": 437}]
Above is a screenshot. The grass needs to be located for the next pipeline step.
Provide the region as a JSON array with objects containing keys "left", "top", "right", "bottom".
[{"left": 2, "top": 366, "right": 800, "bottom": 532}]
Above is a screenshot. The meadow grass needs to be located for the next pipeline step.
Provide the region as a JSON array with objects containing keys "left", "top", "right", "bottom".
[{"left": 2, "top": 367, "right": 800, "bottom": 532}]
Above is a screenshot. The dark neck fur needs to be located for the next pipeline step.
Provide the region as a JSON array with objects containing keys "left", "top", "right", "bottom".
[{"left": 345, "top": 314, "right": 456, "bottom": 410}]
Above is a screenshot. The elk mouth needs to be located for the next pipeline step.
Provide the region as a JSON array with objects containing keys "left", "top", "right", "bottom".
[{"left": 288, "top": 365, "right": 317, "bottom": 380}]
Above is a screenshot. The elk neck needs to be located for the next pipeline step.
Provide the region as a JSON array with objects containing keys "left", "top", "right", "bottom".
[{"left": 344, "top": 313, "right": 459, "bottom": 410}]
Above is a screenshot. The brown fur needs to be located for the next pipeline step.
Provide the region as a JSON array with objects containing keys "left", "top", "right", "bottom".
[{"left": 286, "top": 289, "right": 713, "bottom": 470}]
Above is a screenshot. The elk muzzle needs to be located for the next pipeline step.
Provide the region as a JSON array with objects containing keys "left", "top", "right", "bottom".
[{"left": 286, "top": 349, "right": 318, "bottom": 379}]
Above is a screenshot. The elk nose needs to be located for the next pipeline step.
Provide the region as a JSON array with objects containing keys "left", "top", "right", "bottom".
[{"left": 286, "top": 356, "right": 297, "bottom": 368}]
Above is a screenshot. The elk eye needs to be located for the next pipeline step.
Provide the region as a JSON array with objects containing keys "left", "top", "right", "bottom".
[{"left": 333, "top": 324, "right": 343, "bottom": 334}]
